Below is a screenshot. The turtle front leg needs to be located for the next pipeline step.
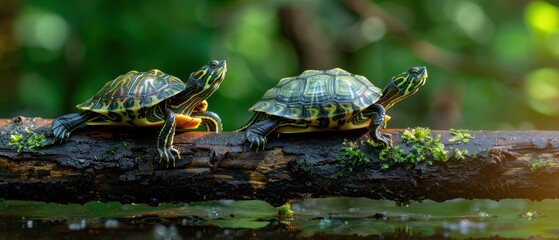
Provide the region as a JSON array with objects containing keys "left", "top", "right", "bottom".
[
  {"left": 51, "top": 111, "right": 102, "bottom": 142},
  {"left": 368, "top": 104, "right": 392, "bottom": 148},
  {"left": 245, "top": 116, "right": 280, "bottom": 150},
  {"left": 157, "top": 109, "right": 180, "bottom": 165},
  {"left": 191, "top": 110, "right": 222, "bottom": 132}
]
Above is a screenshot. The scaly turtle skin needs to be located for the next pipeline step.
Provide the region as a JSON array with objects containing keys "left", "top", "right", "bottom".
[
  {"left": 52, "top": 60, "right": 227, "bottom": 165},
  {"left": 237, "top": 66, "right": 427, "bottom": 149}
]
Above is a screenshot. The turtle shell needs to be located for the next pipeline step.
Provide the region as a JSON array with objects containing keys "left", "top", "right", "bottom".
[
  {"left": 249, "top": 68, "right": 382, "bottom": 121},
  {"left": 77, "top": 69, "right": 185, "bottom": 114}
]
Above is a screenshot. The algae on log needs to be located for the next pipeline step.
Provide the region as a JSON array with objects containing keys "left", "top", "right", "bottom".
[{"left": 1, "top": 116, "right": 559, "bottom": 207}]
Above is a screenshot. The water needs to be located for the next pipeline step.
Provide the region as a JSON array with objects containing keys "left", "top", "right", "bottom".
[{"left": 0, "top": 198, "right": 557, "bottom": 239}]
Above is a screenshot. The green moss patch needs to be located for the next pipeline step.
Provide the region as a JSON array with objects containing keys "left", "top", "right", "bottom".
[
  {"left": 529, "top": 159, "right": 554, "bottom": 173},
  {"left": 452, "top": 149, "right": 469, "bottom": 160},
  {"left": 277, "top": 203, "right": 294, "bottom": 218},
  {"left": 8, "top": 127, "right": 46, "bottom": 153},
  {"left": 379, "top": 128, "right": 448, "bottom": 170},
  {"left": 449, "top": 128, "right": 475, "bottom": 143},
  {"left": 336, "top": 139, "right": 370, "bottom": 176}
]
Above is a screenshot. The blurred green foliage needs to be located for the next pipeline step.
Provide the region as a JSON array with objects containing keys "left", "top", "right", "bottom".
[{"left": 2, "top": 0, "right": 559, "bottom": 131}]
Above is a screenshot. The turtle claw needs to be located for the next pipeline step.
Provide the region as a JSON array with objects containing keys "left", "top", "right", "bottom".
[
  {"left": 158, "top": 147, "right": 181, "bottom": 167},
  {"left": 246, "top": 131, "right": 267, "bottom": 151},
  {"left": 381, "top": 133, "right": 393, "bottom": 147},
  {"left": 369, "top": 132, "right": 392, "bottom": 149}
]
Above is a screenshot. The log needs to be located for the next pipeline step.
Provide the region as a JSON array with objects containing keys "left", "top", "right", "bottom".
[{"left": 1, "top": 116, "right": 558, "bottom": 207}]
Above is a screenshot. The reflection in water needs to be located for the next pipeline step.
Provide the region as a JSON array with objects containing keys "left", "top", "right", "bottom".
[
  {"left": 154, "top": 224, "right": 179, "bottom": 240},
  {"left": 442, "top": 219, "right": 487, "bottom": 235},
  {"left": 0, "top": 198, "right": 559, "bottom": 239},
  {"left": 68, "top": 219, "right": 87, "bottom": 231},
  {"left": 104, "top": 219, "right": 119, "bottom": 229},
  {"left": 207, "top": 210, "right": 220, "bottom": 219},
  {"left": 26, "top": 219, "right": 33, "bottom": 228}
]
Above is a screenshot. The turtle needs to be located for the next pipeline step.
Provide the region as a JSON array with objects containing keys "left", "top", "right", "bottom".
[
  {"left": 236, "top": 66, "right": 427, "bottom": 149},
  {"left": 51, "top": 60, "right": 227, "bottom": 164}
]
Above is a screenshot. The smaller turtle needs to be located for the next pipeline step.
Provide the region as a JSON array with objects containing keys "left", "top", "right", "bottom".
[
  {"left": 51, "top": 60, "right": 227, "bottom": 164},
  {"left": 236, "top": 66, "right": 427, "bottom": 149}
]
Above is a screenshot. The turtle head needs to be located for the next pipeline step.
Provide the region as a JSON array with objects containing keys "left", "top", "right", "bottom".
[
  {"left": 187, "top": 60, "right": 227, "bottom": 92},
  {"left": 172, "top": 60, "right": 227, "bottom": 114},
  {"left": 378, "top": 66, "right": 427, "bottom": 109},
  {"left": 185, "top": 59, "right": 227, "bottom": 99}
]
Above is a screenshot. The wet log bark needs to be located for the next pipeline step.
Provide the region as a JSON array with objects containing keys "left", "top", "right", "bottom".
[{"left": 1, "top": 116, "right": 558, "bottom": 207}]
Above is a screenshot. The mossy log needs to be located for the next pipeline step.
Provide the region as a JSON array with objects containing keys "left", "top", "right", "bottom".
[{"left": 1, "top": 116, "right": 558, "bottom": 207}]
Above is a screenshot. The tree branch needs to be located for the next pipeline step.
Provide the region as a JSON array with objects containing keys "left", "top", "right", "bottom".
[{"left": 1, "top": 116, "right": 558, "bottom": 207}]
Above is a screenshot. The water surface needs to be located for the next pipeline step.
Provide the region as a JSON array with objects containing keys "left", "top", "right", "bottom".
[{"left": 0, "top": 198, "right": 556, "bottom": 239}]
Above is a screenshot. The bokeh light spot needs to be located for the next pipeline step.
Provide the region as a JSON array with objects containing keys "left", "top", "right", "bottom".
[
  {"left": 526, "top": 68, "right": 559, "bottom": 115},
  {"left": 360, "top": 17, "right": 386, "bottom": 42},
  {"left": 525, "top": 1, "right": 559, "bottom": 34},
  {"left": 455, "top": 2, "right": 484, "bottom": 33},
  {"left": 15, "top": 7, "right": 69, "bottom": 51},
  {"left": 453, "top": 1, "right": 492, "bottom": 43}
]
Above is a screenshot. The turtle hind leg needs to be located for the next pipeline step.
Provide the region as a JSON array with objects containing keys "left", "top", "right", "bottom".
[
  {"left": 51, "top": 111, "right": 102, "bottom": 142},
  {"left": 367, "top": 104, "right": 392, "bottom": 148},
  {"left": 245, "top": 116, "right": 280, "bottom": 150},
  {"left": 235, "top": 112, "right": 270, "bottom": 132}
]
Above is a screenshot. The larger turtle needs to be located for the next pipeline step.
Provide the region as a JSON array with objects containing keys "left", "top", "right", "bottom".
[
  {"left": 237, "top": 66, "right": 427, "bottom": 149},
  {"left": 52, "top": 60, "right": 227, "bottom": 164}
]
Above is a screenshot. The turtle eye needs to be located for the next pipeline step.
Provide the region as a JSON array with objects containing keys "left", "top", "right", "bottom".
[
  {"left": 209, "top": 60, "right": 219, "bottom": 69},
  {"left": 409, "top": 67, "right": 420, "bottom": 75}
]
